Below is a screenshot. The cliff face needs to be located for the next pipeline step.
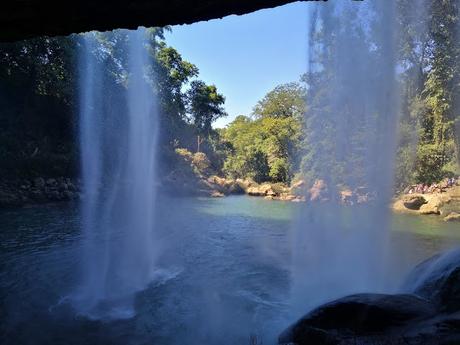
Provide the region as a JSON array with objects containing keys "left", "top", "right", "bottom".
[{"left": 0, "top": 0, "right": 314, "bottom": 42}]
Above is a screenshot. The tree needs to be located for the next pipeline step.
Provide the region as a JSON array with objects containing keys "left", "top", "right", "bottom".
[
  {"left": 221, "top": 82, "right": 304, "bottom": 184},
  {"left": 252, "top": 82, "right": 306, "bottom": 119},
  {"left": 186, "top": 80, "right": 227, "bottom": 151},
  {"left": 394, "top": 0, "right": 460, "bottom": 186},
  {"left": 421, "top": 0, "right": 460, "bottom": 177}
]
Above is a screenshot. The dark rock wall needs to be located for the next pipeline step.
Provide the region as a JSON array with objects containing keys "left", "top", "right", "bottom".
[{"left": 1, "top": 0, "right": 317, "bottom": 42}]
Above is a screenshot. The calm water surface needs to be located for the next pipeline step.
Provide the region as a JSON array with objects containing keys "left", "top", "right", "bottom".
[{"left": 1, "top": 196, "right": 459, "bottom": 345}]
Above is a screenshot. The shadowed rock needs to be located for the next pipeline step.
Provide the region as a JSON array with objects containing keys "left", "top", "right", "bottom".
[
  {"left": 402, "top": 195, "right": 427, "bottom": 210},
  {"left": 279, "top": 294, "right": 435, "bottom": 345},
  {"left": 404, "top": 249, "right": 460, "bottom": 313},
  {"left": 0, "top": 0, "right": 311, "bottom": 42},
  {"left": 280, "top": 249, "right": 460, "bottom": 345}
]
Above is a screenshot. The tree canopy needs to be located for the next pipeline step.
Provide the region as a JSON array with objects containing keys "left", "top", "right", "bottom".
[{"left": 221, "top": 82, "right": 305, "bottom": 183}]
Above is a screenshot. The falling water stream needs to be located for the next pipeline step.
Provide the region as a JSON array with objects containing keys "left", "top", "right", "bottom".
[
  {"left": 0, "top": 0, "right": 449, "bottom": 343},
  {"left": 290, "top": 0, "right": 400, "bottom": 315},
  {"left": 75, "top": 0, "right": 410, "bottom": 325},
  {"left": 76, "top": 28, "right": 160, "bottom": 319}
]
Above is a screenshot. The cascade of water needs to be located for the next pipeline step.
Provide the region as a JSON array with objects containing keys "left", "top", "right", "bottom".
[
  {"left": 290, "top": 0, "right": 399, "bottom": 316},
  {"left": 76, "top": 28, "right": 159, "bottom": 319}
]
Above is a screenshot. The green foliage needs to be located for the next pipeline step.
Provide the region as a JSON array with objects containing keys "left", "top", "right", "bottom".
[
  {"left": 221, "top": 83, "right": 304, "bottom": 184},
  {"left": 0, "top": 28, "right": 228, "bottom": 179},
  {"left": 252, "top": 82, "right": 306, "bottom": 119},
  {"left": 174, "top": 147, "right": 213, "bottom": 178},
  {"left": 155, "top": 43, "right": 199, "bottom": 121},
  {"left": 298, "top": 0, "right": 460, "bottom": 190},
  {"left": 0, "top": 35, "right": 78, "bottom": 177},
  {"left": 1, "top": 2, "right": 459, "bottom": 190},
  {"left": 394, "top": 0, "right": 460, "bottom": 186},
  {"left": 192, "top": 152, "right": 211, "bottom": 175},
  {"left": 187, "top": 80, "right": 227, "bottom": 136}
]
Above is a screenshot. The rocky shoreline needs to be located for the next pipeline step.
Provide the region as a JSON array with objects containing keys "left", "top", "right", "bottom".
[
  {"left": 0, "top": 177, "right": 81, "bottom": 208},
  {"left": 392, "top": 185, "right": 460, "bottom": 221},
  {"left": 2, "top": 173, "right": 459, "bottom": 223},
  {"left": 204, "top": 176, "right": 307, "bottom": 202}
]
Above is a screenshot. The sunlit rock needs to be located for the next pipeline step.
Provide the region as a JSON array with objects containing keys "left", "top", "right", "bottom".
[{"left": 444, "top": 212, "right": 460, "bottom": 222}]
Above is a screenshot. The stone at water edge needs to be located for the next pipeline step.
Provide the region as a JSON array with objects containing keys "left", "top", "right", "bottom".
[
  {"left": 444, "top": 212, "right": 460, "bottom": 222},
  {"left": 419, "top": 202, "right": 441, "bottom": 215},
  {"left": 33, "top": 177, "right": 45, "bottom": 189},
  {"left": 402, "top": 195, "right": 427, "bottom": 210},
  {"left": 278, "top": 294, "right": 436, "bottom": 345},
  {"left": 309, "top": 179, "right": 329, "bottom": 202},
  {"left": 280, "top": 249, "right": 460, "bottom": 345},
  {"left": 210, "top": 190, "right": 224, "bottom": 198},
  {"left": 340, "top": 188, "right": 354, "bottom": 205},
  {"left": 403, "top": 248, "right": 460, "bottom": 313},
  {"left": 247, "top": 183, "right": 274, "bottom": 197}
]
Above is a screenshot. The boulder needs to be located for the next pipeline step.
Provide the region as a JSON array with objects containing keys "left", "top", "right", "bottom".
[
  {"left": 226, "top": 181, "right": 245, "bottom": 195},
  {"left": 309, "top": 179, "right": 329, "bottom": 202},
  {"left": 0, "top": 190, "right": 22, "bottom": 207},
  {"left": 291, "top": 180, "right": 305, "bottom": 189},
  {"left": 419, "top": 197, "right": 442, "bottom": 214},
  {"left": 206, "top": 176, "right": 245, "bottom": 195},
  {"left": 290, "top": 179, "right": 307, "bottom": 195},
  {"left": 402, "top": 195, "right": 427, "bottom": 210},
  {"left": 207, "top": 175, "right": 227, "bottom": 187},
  {"left": 47, "top": 190, "right": 61, "bottom": 201},
  {"left": 29, "top": 189, "right": 47, "bottom": 202},
  {"left": 247, "top": 186, "right": 263, "bottom": 196},
  {"left": 33, "top": 177, "right": 45, "bottom": 189},
  {"left": 340, "top": 188, "right": 354, "bottom": 205},
  {"left": 281, "top": 250, "right": 460, "bottom": 345},
  {"left": 210, "top": 190, "right": 224, "bottom": 198},
  {"left": 392, "top": 199, "right": 419, "bottom": 214},
  {"left": 20, "top": 181, "right": 31, "bottom": 190},
  {"left": 67, "top": 181, "right": 77, "bottom": 192},
  {"left": 266, "top": 189, "right": 277, "bottom": 197},
  {"left": 247, "top": 183, "right": 273, "bottom": 197},
  {"left": 58, "top": 182, "right": 68, "bottom": 192},
  {"left": 62, "top": 190, "right": 75, "bottom": 200},
  {"left": 46, "top": 178, "right": 57, "bottom": 187},
  {"left": 279, "top": 293, "right": 435, "bottom": 345},
  {"left": 279, "top": 193, "right": 296, "bottom": 201},
  {"left": 236, "top": 178, "right": 255, "bottom": 191},
  {"left": 444, "top": 212, "right": 460, "bottom": 222},
  {"left": 403, "top": 249, "right": 460, "bottom": 313},
  {"left": 419, "top": 204, "right": 441, "bottom": 215},
  {"left": 291, "top": 196, "right": 305, "bottom": 202}
]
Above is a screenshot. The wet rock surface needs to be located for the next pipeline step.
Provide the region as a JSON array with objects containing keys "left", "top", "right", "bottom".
[
  {"left": 404, "top": 249, "right": 460, "bottom": 313},
  {"left": 280, "top": 249, "right": 460, "bottom": 345}
]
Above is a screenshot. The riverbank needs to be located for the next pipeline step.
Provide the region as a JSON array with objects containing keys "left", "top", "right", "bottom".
[
  {"left": 0, "top": 177, "right": 81, "bottom": 208},
  {"left": 393, "top": 184, "right": 460, "bottom": 221},
  {"left": 2, "top": 172, "right": 459, "bottom": 225}
]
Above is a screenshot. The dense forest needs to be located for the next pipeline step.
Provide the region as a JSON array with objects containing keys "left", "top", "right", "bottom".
[
  {"left": 0, "top": 0, "right": 459, "bottom": 196},
  {"left": 0, "top": 28, "right": 227, "bottom": 181},
  {"left": 298, "top": 0, "right": 460, "bottom": 192}
]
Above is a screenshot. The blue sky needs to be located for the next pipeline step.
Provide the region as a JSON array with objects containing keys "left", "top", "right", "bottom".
[{"left": 165, "top": 2, "right": 310, "bottom": 128}]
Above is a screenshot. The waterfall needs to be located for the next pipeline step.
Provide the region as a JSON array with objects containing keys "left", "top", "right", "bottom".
[
  {"left": 76, "top": 28, "right": 159, "bottom": 319},
  {"left": 290, "top": 0, "right": 399, "bottom": 316}
]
